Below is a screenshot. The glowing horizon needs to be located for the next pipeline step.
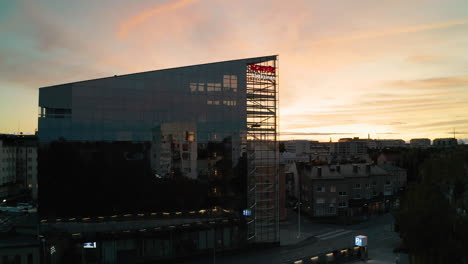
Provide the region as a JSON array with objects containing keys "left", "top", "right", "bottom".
[{"left": 1, "top": 0, "right": 467, "bottom": 142}]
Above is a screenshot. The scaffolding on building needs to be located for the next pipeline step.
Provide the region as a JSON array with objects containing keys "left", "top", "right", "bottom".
[{"left": 245, "top": 57, "right": 279, "bottom": 243}]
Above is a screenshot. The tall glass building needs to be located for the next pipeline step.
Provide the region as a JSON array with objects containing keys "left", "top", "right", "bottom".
[{"left": 38, "top": 56, "right": 279, "bottom": 262}]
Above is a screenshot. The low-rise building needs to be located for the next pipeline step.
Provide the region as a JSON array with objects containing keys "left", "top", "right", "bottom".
[
  {"left": 298, "top": 163, "right": 406, "bottom": 221},
  {"left": 331, "top": 138, "right": 368, "bottom": 158},
  {"left": 0, "top": 134, "right": 38, "bottom": 201},
  {"left": 374, "top": 139, "right": 406, "bottom": 149},
  {"left": 409, "top": 138, "right": 431, "bottom": 148},
  {"left": 284, "top": 140, "right": 312, "bottom": 155},
  {"left": 377, "top": 152, "right": 401, "bottom": 166},
  {"left": 0, "top": 213, "right": 39, "bottom": 264},
  {"left": 433, "top": 138, "right": 458, "bottom": 148}
]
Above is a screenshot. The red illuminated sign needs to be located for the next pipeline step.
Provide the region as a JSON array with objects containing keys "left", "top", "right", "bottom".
[{"left": 249, "top": 64, "right": 276, "bottom": 73}]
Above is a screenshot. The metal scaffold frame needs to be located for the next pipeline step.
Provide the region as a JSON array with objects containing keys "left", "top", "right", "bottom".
[{"left": 245, "top": 58, "right": 279, "bottom": 243}]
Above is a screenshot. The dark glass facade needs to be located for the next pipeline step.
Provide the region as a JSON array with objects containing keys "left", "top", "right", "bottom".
[{"left": 38, "top": 56, "right": 278, "bottom": 262}]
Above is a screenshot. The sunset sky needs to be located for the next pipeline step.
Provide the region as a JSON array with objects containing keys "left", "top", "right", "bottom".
[{"left": 1, "top": 0, "right": 468, "bottom": 142}]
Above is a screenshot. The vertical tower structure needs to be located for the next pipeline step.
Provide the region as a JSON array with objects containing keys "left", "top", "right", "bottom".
[{"left": 246, "top": 58, "right": 279, "bottom": 243}]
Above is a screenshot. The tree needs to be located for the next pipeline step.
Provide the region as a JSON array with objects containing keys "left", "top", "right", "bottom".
[{"left": 396, "top": 147, "right": 468, "bottom": 263}]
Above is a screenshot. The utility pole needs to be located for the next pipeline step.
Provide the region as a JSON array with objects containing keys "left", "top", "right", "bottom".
[
  {"left": 297, "top": 172, "right": 301, "bottom": 239},
  {"left": 213, "top": 231, "right": 216, "bottom": 264}
]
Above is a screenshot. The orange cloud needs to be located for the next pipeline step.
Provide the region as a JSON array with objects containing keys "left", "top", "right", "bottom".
[
  {"left": 117, "top": 0, "right": 199, "bottom": 39},
  {"left": 314, "top": 18, "right": 468, "bottom": 44}
]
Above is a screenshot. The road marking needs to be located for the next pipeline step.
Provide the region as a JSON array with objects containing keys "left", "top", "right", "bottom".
[
  {"left": 318, "top": 230, "right": 353, "bottom": 240},
  {"left": 316, "top": 229, "right": 345, "bottom": 238}
]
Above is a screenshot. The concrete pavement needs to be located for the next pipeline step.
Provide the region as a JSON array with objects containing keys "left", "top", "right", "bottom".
[{"left": 182, "top": 211, "right": 408, "bottom": 264}]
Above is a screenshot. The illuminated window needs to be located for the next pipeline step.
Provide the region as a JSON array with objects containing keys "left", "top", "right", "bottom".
[
  {"left": 207, "top": 83, "right": 221, "bottom": 92},
  {"left": 230, "top": 75, "right": 237, "bottom": 92},
  {"left": 198, "top": 83, "right": 205, "bottom": 92},
  {"left": 223, "top": 75, "right": 238, "bottom": 92},
  {"left": 39, "top": 107, "right": 71, "bottom": 119},
  {"left": 190, "top": 83, "right": 197, "bottom": 92},
  {"left": 185, "top": 131, "right": 195, "bottom": 142},
  {"left": 207, "top": 83, "right": 215, "bottom": 92}
]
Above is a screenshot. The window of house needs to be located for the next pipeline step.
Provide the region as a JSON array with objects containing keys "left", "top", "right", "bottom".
[
  {"left": 339, "top": 191, "right": 347, "bottom": 196},
  {"left": 316, "top": 198, "right": 325, "bottom": 204},
  {"left": 338, "top": 201, "right": 347, "bottom": 207},
  {"left": 354, "top": 183, "right": 361, "bottom": 189},
  {"left": 365, "top": 183, "right": 370, "bottom": 189},
  {"left": 330, "top": 186, "right": 336, "bottom": 192},
  {"left": 354, "top": 193, "right": 361, "bottom": 199},
  {"left": 316, "top": 186, "right": 325, "bottom": 192}
]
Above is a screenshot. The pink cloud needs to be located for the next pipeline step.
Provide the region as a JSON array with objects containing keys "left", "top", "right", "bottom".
[{"left": 117, "top": 0, "right": 199, "bottom": 39}]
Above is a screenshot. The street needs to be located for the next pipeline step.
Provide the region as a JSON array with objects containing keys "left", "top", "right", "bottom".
[{"left": 182, "top": 209, "right": 409, "bottom": 264}]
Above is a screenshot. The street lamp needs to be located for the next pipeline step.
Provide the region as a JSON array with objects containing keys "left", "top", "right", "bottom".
[{"left": 297, "top": 174, "right": 301, "bottom": 239}]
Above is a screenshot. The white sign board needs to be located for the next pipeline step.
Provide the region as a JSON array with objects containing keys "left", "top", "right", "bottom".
[
  {"left": 83, "top": 242, "right": 97, "bottom": 248},
  {"left": 355, "top": 235, "right": 367, "bottom": 247}
]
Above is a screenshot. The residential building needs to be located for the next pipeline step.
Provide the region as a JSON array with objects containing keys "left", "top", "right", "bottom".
[
  {"left": 284, "top": 140, "right": 312, "bottom": 155},
  {"left": 377, "top": 152, "right": 401, "bottom": 166},
  {"left": 433, "top": 138, "right": 458, "bottom": 148},
  {"left": 330, "top": 138, "right": 369, "bottom": 161},
  {"left": 0, "top": 134, "right": 38, "bottom": 201},
  {"left": 374, "top": 139, "right": 406, "bottom": 149},
  {"left": 298, "top": 163, "right": 406, "bottom": 220},
  {"left": 409, "top": 138, "right": 431, "bottom": 148}
]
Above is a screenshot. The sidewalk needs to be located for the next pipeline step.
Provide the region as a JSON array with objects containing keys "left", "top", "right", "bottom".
[
  {"left": 280, "top": 228, "right": 315, "bottom": 246},
  {"left": 351, "top": 253, "right": 409, "bottom": 264}
]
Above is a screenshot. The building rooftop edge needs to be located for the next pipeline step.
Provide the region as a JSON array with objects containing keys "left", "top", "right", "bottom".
[{"left": 39, "top": 55, "right": 278, "bottom": 89}]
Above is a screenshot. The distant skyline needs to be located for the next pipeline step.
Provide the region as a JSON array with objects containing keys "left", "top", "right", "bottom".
[{"left": 1, "top": 0, "right": 468, "bottom": 142}]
